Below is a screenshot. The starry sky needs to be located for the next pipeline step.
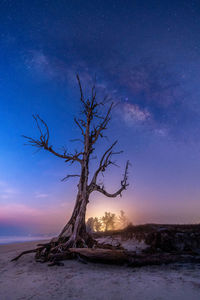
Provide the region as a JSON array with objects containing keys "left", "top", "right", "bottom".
[{"left": 1, "top": 0, "right": 200, "bottom": 236}]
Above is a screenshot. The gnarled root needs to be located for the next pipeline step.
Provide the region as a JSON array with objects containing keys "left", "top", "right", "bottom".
[
  {"left": 11, "top": 248, "right": 42, "bottom": 262},
  {"left": 11, "top": 233, "right": 97, "bottom": 265},
  {"left": 11, "top": 238, "right": 200, "bottom": 268}
]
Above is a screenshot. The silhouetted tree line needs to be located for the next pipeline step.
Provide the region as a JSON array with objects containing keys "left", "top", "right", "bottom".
[{"left": 86, "top": 210, "right": 129, "bottom": 232}]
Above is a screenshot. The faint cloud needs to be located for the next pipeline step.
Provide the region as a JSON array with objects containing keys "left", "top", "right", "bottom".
[
  {"left": 0, "top": 203, "right": 41, "bottom": 216},
  {"left": 35, "top": 193, "right": 49, "bottom": 199},
  {"left": 0, "top": 203, "right": 44, "bottom": 223},
  {"left": 24, "top": 50, "right": 114, "bottom": 97},
  {"left": 0, "top": 180, "right": 18, "bottom": 200},
  {"left": 25, "top": 50, "right": 94, "bottom": 86},
  {"left": 119, "top": 60, "right": 183, "bottom": 109},
  {"left": 25, "top": 50, "right": 58, "bottom": 80},
  {"left": 120, "top": 102, "right": 151, "bottom": 125},
  {"left": 154, "top": 128, "right": 168, "bottom": 137}
]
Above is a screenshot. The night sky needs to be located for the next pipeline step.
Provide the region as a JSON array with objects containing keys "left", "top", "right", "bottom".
[{"left": 1, "top": 0, "right": 200, "bottom": 236}]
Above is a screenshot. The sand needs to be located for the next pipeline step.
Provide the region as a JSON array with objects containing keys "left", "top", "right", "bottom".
[{"left": 1, "top": 240, "right": 200, "bottom": 300}]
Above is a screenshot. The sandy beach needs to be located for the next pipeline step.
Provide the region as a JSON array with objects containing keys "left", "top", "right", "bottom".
[{"left": 0, "top": 240, "right": 200, "bottom": 300}]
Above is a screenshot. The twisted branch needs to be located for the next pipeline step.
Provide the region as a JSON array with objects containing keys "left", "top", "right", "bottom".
[
  {"left": 90, "top": 102, "right": 113, "bottom": 144},
  {"left": 91, "top": 160, "right": 129, "bottom": 197},
  {"left": 89, "top": 141, "right": 119, "bottom": 189},
  {"left": 61, "top": 174, "right": 80, "bottom": 181},
  {"left": 23, "top": 115, "right": 83, "bottom": 164}
]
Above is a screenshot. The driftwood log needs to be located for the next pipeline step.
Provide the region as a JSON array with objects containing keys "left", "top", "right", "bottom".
[
  {"left": 12, "top": 246, "right": 200, "bottom": 268},
  {"left": 67, "top": 248, "right": 200, "bottom": 267},
  {"left": 69, "top": 248, "right": 129, "bottom": 264}
]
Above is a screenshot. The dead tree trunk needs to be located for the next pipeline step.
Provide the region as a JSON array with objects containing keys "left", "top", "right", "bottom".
[{"left": 12, "top": 74, "right": 129, "bottom": 263}]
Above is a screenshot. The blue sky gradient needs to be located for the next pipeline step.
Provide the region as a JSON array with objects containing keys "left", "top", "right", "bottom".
[{"left": 1, "top": 0, "right": 200, "bottom": 235}]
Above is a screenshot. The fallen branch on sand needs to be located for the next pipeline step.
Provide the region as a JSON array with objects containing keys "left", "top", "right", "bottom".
[
  {"left": 11, "top": 247, "right": 44, "bottom": 262},
  {"left": 68, "top": 248, "right": 200, "bottom": 267},
  {"left": 11, "top": 244, "right": 200, "bottom": 267}
]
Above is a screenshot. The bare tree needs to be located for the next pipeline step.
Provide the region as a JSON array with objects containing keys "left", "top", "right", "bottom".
[
  {"left": 101, "top": 212, "right": 116, "bottom": 231},
  {"left": 118, "top": 210, "right": 129, "bottom": 229},
  {"left": 86, "top": 217, "right": 102, "bottom": 232},
  {"left": 12, "top": 75, "right": 129, "bottom": 263},
  {"left": 93, "top": 217, "right": 102, "bottom": 232}
]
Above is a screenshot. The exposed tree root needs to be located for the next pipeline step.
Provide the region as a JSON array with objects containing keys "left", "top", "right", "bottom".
[
  {"left": 11, "top": 236, "right": 200, "bottom": 268},
  {"left": 11, "top": 248, "right": 43, "bottom": 262},
  {"left": 11, "top": 234, "right": 97, "bottom": 264}
]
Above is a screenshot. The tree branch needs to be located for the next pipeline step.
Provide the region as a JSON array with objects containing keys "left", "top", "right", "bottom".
[
  {"left": 89, "top": 141, "right": 119, "bottom": 189},
  {"left": 74, "top": 118, "right": 85, "bottom": 137},
  {"left": 23, "top": 115, "right": 83, "bottom": 164},
  {"left": 61, "top": 174, "right": 80, "bottom": 181},
  {"left": 76, "top": 74, "right": 85, "bottom": 106},
  {"left": 91, "top": 102, "right": 113, "bottom": 145},
  {"left": 91, "top": 160, "right": 129, "bottom": 197}
]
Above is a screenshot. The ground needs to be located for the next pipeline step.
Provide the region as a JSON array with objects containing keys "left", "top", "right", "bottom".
[{"left": 1, "top": 240, "right": 200, "bottom": 300}]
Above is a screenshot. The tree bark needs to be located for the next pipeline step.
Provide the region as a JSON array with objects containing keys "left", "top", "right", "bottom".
[{"left": 58, "top": 114, "right": 92, "bottom": 248}]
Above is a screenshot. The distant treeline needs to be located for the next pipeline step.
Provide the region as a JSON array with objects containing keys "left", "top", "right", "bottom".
[{"left": 86, "top": 210, "right": 129, "bottom": 232}]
